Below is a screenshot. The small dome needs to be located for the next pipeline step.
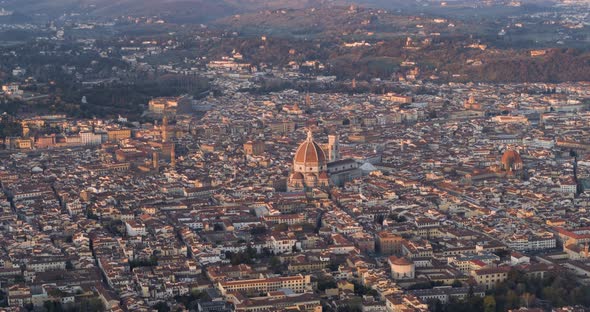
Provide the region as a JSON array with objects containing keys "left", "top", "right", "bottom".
[
  {"left": 31, "top": 166, "right": 43, "bottom": 173},
  {"left": 319, "top": 172, "right": 329, "bottom": 179},
  {"left": 389, "top": 256, "right": 412, "bottom": 266}
]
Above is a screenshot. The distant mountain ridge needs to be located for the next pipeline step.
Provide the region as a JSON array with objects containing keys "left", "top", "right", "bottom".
[
  {"left": 1, "top": 0, "right": 374, "bottom": 21},
  {"left": 0, "top": 0, "right": 554, "bottom": 23}
]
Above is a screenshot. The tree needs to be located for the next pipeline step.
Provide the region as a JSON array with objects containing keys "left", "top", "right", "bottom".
[
  {"left": 0, "top": 118, "right": 22, "bottom": 137},
  {"left": 351, "top": 280, "right": 378, "bottom": 296},
  {"left": 274, "top": 223, "right": 288, "bottom": 231},
  {"left": 261, "top": 247, "right": 273, "bottom": 257},
  {"left": 77, "top": 298, "right": 104, "bottom": 312},
  {"left": 493, "top": 249, "right": 510, "bottom": 260},
  {"left": 317, "top": 275, "right": 337, "bottom": 291},
  {"left": 174, "top": 289, "right": 206, "bottom": 308},
  {"left": 505, "top": 290, "right": 520, "bottom": 310},
  {"left": 246, "top": 245, "right": 257, "bottom": 259},
  {"left": 521, "top": 292, "right": 535, "bottom": 308},
  {"left": 226, "top": 249, "right": 255, "bottom": 265},
  {"left": 269, "top": 256, "right": 282, "bottom": 274},
  {"left": 106, "top": 220, "right": 125, "bottom": 236},
  {"left": 154, "top": 301, "right": 170, "bottom": 312},
  {"left": 327, "top": 260, "right": 340, "bottom": 272},
  {"left": 43, "top": 301, "right": 63, "bottom": 312},
  {"left": 427, "top": 299, "right": 443, "bottom": 312},
  {"left": 0, "top": 290, "right": 6, "bottom": 307},
  {"left": 129, "top": 257, "right": 158, "bottom": 270},
  {"left": 484, "top": 269, "right": 590, "bottom": 310},
  {"left": 250, "top": 226, "right": 267, "bottom": 235},
  {"left": 14, "top": 275, "right": 25, "bottom": 283},
  {"left": 483, "top": 296, "right": 496, "bottom": 312},
  {"left": 337, "top": 304, "right": 361, "bottom": 312},
  {"left": 375, "top": 215, "right": 385, "bottom": 225},
  {"left": 451, "top": 280, "right": 462, "bottom": 288},
  {"left": 86, "top": 212, "right": 99, "bottom": 220}
]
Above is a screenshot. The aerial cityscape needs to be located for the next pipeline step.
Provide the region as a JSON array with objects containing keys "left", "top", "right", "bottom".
[{"left": 2, "top": 0, "right": 590, "bottom": 311}]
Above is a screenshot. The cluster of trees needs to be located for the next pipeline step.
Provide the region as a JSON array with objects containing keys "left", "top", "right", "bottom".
[
  {"left": 105, "top": 220, "right": 125, "bottom": 236},
  {"left": 351, "top": 280, "right": 379, "bottom": 297},
  {"left": 431, "top": 270, "right": 590, "bottom": 312},
  {"left": 0, "top": 40, "right": 211, "bottom": 120},
  {"left": 195, "top": 22, "right": 590, "bottom": 84},
  {"left": 0, "top": 100, "right": 22, "bottom": 115},
  {"left": 0, "top": 115, "right": 22, "bottom": 137},
  {"left": 243, "top": 77, "right": 407, "bottom": 96},
  {"left": 224, "top": 247, "right": 284, "bottom": 273},
  {"left": 463, "top": 49, "right": 590, "bottom": 83},
  {"left": 388, "top": 213, "right": 407, "bottom": 223},
  {"left": 86, "top": 212, "right": 99, "bottom": 220},
  {"left": 428, "top": 287, "right": 485, "bottom": 312},
  {"left": 316, "top": 275, "right": 379, "bottom": 297},
  {"left": 489, "top": 270, "right": 590, "bottom": 310},
  {"left": 407, "top": 280, "right": 446, "bottom": 290},
  {"left": 0, "top": 290, "right": 5, "bottom": 307},
  {"left": 26, "top": 72, "right": 210, "bottom": 120},
  {"left": 273, "top": 223, "right": 289, "bottom": 232},
  {"left": 375, "top": 213, "right": 408, "bottom": 225},
  {"left": 0, "top": 42, "right": 127, "bottom": 85},
  {"left": 173, "top": 289, "right": 207, "bottom": 310},
  {"left": 249, "top": 225, "right": 267, "bottom": 235},
  {"left": 224, "top": 246, "right": 259, "bottom": 265},
  {"left": 335, "top": 304, "right": 362, "bottom": 312},
  {"left": 42, "top": 298, "right": 104, "bottom": 312},
  {"left": 129, "top": 256, "right": 158, "bottom": 270},
  {"left": 317, "top": 275, "right": 337, "bottom": 291}
]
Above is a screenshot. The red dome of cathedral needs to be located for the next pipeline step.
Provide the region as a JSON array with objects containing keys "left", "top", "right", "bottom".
[
  {"left": 294, "top": 131, "right": 327, "bottom": 165},
  {"left": 288, "top": 130, "right": 331, "bottom": 190},
  {"left": 501, "top": 149, "right": 523, "bottom": 171}
]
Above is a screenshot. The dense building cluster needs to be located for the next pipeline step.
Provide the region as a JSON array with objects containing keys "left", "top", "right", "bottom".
[
  {"left": 1, "top": 69, "right": 590, "bottom": 312},
  {"left": 2, "top": 1, "right": 590, "bottom": 311}
]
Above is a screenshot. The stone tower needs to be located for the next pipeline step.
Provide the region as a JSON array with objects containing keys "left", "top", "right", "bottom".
[
  {"left": 328, "top": 134, "right": 340, "bottom": 162},
  {"left": 162, "top": 116, "right": 169, "bottom": 142},
  {"left": 152, "top": 151, "right": 159, "bottom": 170},
  {"left": 170, "top": 145, "right": 176, "bottom": 168}
]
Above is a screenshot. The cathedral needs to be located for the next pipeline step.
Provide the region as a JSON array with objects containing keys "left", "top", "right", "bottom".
[
  {"left": 288, "top": 130, "right": 361, "bottom": 191},
  {"left": 500, "top": 149, "right": 524, "bottom": 178}
]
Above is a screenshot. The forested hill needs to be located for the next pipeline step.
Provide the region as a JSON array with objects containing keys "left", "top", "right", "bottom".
[{"left": 211, "top": 6, "right": 590, "bottom": 83}]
